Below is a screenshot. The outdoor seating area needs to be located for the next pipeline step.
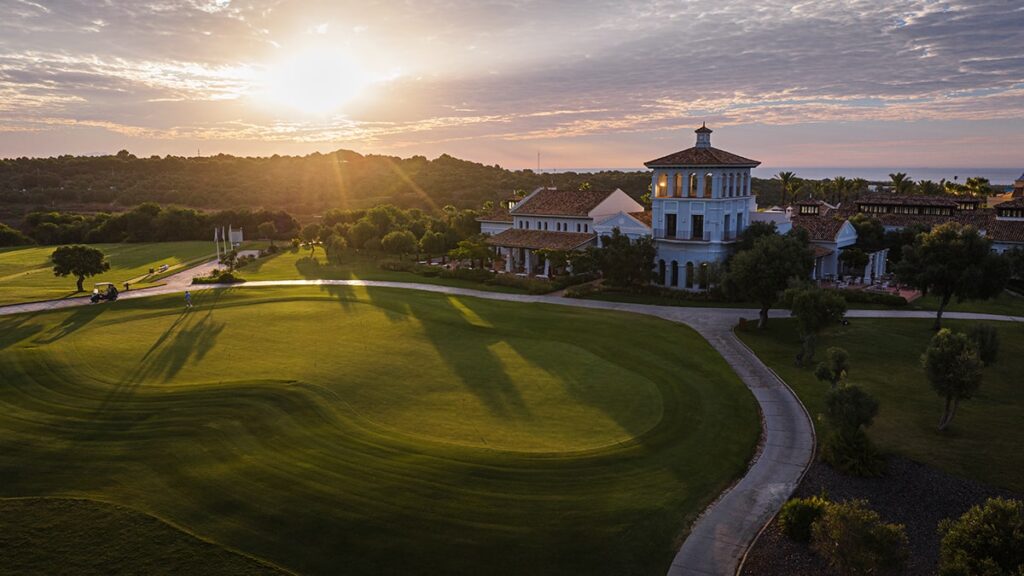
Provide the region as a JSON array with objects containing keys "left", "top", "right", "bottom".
[{"left": 819, "top": 274, "right": 920, "bottom": 301}]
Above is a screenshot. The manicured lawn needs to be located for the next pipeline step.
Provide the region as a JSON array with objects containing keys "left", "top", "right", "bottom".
[
  {"left": 0, "top": 286, "right": 758, "bottom": 575},
  {"left": 737, "top": 318, "right": 1024, "bottom": 491},
  {"left": 0, "top": 242, "right": 214, "bottom": 306},
  {"left": 0, "top": 497, "right": 286, "bottom": 575},
  {"left": 241, "top": 247, "right": 526, "bottom": 293},
  {"left": 905, "top": 291, "right": 1024, "bottom": 317}
]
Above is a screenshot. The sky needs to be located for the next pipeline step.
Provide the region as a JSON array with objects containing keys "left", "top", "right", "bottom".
[{"left": 1, "top": 0, "right": 1023, "bottom": 172}]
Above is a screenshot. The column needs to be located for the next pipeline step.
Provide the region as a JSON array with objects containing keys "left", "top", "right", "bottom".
[
  {"left": 505, "top": 247, "right": 512, "bottom": 272},
  {"left": 543, "top": 258, "right": 551, "bottom": 277},
  {"left": 524, "top": 249, "right": 532, "bottom": 275}
]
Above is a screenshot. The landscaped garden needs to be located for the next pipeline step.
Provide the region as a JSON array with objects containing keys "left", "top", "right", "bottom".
[
  {"left": 0, "top": 286, "right": 759, "bottom": 575},
  {"left": 737, "top": 317, "right": 1024, "bottom": 491},
  {"left": 0, "top": 242, "right": 213, "bottom": 305}
]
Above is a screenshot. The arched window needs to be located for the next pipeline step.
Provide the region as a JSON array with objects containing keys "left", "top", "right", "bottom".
[
  {"left": 699, "top": 262, "right": 709, "bottom": 290},
  {"left": 741, "top": 173, "right": 748, "bottom": 196},
  {"left": 658, "top": 259, "right": 667, "bottom": 285},
  {"left": 728, "top": 173, "right": 735, "bottom": 197},
  {"left": 674, "top": 173, "right": 683, "bottom": 198},
  {"left": 689, "top": 172, "right": 697, "bottom": 198},
  {"left": 671, "top": 261, "right": 679, "bottom": 287},
  {"left": 685, "top": 262, "right": 694, "bottom": 289},
  {"left": 657, "top": 173, "right": 668, "bottom": 198},
  {"left": 704, "top": 173, "right": 713, "bottom": 198}
]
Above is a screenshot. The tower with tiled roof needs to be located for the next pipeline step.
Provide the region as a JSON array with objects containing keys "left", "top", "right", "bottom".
[
  {"left": 1013, "top": 171, "right": 1024, "bottom": 198},
  {"left": 643, "top": 124, "right": 760, "bottom": 289}
]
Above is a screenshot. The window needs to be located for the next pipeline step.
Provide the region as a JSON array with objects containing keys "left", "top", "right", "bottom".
[
  {"left": 576, "top": 223, "right": 581, "bottom": 232},
  {"left": 727, "top": 173, "right": 734, "bottom": 197},
  {"left": 584, "top": 224, "right": 588, "bottom": 232},
  {"left": 685, "top": 262, "right": 694, "bottom": 288},
  {"left": 723, "top": 214, "right": 731, "bottom": 240},
  {"left": 665, "top": 213, "right": 677, "bottom": 238},
  {"left": 658, "top": 260, "right": 666, "bottom": 285},
  {"left": 691, "top": 214, "right": 704, "bottom": 240},
  {"left": 704, "top": 173, "right": 713, "bottom": 198},
  {"left": 543, "top": 221, "right": 548, "bottom": 230},
  {"left": 524, "top": 221, "right": 529, "bottom": 229},
  {"left": 689, "top": 172, "right": 697, "bottom": 198},
  {"left": 657, "top": 173, "right": 668, "bottom": 198},
  {"left": 671, "top": 261, "right": 679, "bottom": 287},
  {"left": 799, "top": 205, "right": 819, "bottom": 215},
  {"left": 699, "top": 263, "right": 709, "bottom": 290},
  {"left": 674, "top": 173, "right": 683, "bottom": 198}
]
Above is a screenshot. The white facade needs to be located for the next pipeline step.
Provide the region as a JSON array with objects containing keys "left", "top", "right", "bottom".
[
  {"left": 645, "top": 126, "right": 760, "bottom": 289},
  {"left": 594, "top": 211, "right": 652, "bottom": 243}
]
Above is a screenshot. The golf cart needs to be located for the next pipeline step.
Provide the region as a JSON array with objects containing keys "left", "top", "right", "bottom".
[{"left": 90, "top": 282, "right": 119, "bottom": 304}]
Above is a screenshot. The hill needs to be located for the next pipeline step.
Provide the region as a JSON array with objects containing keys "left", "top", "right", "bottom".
[{"left": 0, "top": 150, "right": 652, "bottom": 215}]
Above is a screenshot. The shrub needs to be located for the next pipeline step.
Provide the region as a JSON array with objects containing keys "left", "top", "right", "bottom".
[
  {"left": 827, "top": 289, "right": 907, "bottom": 307},
  {"left": 192, "top": 269, "right": 245, "bottom": 284},
  {"left": 779, "top": 495, "right": 830, "bottom": 542},
  {"left": 938, "top": 497, "right": 1024, "bottom": 576},
  {"left": 0, "top": 223, "right": 34, "bottom": 246},
  {"left": 378, "top": 259, "right": 418, "bottom": 272},
  {"left": 811, "top": 500, "right": 908, "bottom": 575},
  {"left": 564, "top": 283, "right": 600, "bottom": 298},
  {"left": 820, "top": 429, "right": 886, "bottom": 477},
  {"left": 968, "top": 324, "right": 999, "bottom": 365},
  {"left": 824, "top": 384, "right": 879, "bottom": 433}
]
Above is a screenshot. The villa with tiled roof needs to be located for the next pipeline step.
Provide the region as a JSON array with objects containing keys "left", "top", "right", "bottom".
[{"left": 479, "top": 187, "right": 645, "bottom": 276}]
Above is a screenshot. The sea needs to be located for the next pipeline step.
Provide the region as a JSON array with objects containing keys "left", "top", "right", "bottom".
[{"left": 543, "top": 167, "right": 1023, "bottom": 186}]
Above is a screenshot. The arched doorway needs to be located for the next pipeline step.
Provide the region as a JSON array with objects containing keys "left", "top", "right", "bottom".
[
  {"left": 658, "top": 259, "right": 666, "bottom": 285},
  {"left": 699, "top": 262, "right": 709, "bottom": 290},
  {"left": 670, "top": 261, "right": 679, "bottom": 287},
  {"left": 685, "top": 262, "right": 694, "bottom": 289}
]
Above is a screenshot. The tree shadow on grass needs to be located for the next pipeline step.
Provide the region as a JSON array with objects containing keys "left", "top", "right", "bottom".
[
  {"left": 404, "top": 293, "right": 529, "bottom": 419},
  {"left": 0, "top": 314, "right": 44, "bottom": 351},
  {"left": 33, "top": 304, "right": 107, "bottom": 345}
]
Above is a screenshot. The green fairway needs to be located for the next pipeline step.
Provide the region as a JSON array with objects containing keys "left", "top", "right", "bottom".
[
  {"left": 0, "top": 242, "right": 214, "bottom": 305},
  {"left": 737, "top": 318, "right": 1024, "bottom": 491},
  {"left": 0, "top": 497, "right": 287, "bottom": 576},
  {"left": 0, "top": 286, "right": 758, "bottom": 575},
  {"left": 241, "top": 247, "right": 525, "bottom": 293}
]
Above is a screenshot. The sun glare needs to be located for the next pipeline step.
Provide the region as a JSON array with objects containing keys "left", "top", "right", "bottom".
[{"left": 256, "top": 47, "right": 374, "bottom": 115}]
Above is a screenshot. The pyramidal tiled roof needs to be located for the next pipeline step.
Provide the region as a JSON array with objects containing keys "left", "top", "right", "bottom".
[{"left": 644, "top": 146, "right": 760, "bottom": 168}]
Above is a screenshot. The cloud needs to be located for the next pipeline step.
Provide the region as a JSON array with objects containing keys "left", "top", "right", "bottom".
[{"left": 0, "top": 0, "right": 1022, "bottom": 164}]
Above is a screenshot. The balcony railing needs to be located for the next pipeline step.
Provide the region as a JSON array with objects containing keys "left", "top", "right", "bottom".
[{"left": 654, "top": 229, "right": 712, "bottom": 242}]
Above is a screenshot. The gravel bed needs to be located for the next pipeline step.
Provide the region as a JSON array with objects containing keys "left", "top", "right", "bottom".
[{"left": 739, "top": 455, "right": 1020, "bottom": 576}]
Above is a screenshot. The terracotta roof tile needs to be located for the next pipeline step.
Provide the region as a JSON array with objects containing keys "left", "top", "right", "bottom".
[
  {"left": 791, "top": 214, "right": 847, "bottom": 241},
  {"left": 511, "top": 188, "right": 616, "bottom": 217},
  {"left": 644, "top": 146, "right": 761, "bottom": 168},
  {"left": 629, "top": 211, "right": 653, "bottom": 226},
  {"left": 485, "top": 229, "right": 596, "bottom": 251}
]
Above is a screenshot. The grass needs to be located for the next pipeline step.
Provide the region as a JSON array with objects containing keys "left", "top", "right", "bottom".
[
  {"left": 0, "top": 286, "right": 759, "bottom": 575},
  {"left": 905, "top": 291, "right": 1024, "bottom": 317},
  {"left": 0, "top": 497, "right": 287, "bottom": 575},
  {"left": 240, "top": 247, "right": 526, "bottom": 293},
  {"left": 737, "top": 318, "right": 1024, "bottom": 491},
  {"left": 0, "top": 242, "right": 214, "bottom": 306}
]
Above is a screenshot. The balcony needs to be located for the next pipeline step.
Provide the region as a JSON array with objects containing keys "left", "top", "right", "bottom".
[{"left": 654, "top": 229, "right": 712, "bottom": 242}]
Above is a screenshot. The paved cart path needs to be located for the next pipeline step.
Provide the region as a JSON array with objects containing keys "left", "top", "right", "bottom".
[{"left": 1, "top": 273, "right": 1020, "bottom": 576}]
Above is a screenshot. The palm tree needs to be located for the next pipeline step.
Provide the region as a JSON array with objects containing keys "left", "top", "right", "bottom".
[
  {"left": 918, "top": 180, "right": 942, "bottom": 196},
  {"left": 851, "top": 178, "right": 868, "bottom": 199},
  {"left": 832, "top": 176, "right": 849, "bottom": 205},
  {"left": 776, "top": 171, "right": 796, "bottom": 206},
  {"left": 889, "top": 172, "right": 913, "bottom": 195}
]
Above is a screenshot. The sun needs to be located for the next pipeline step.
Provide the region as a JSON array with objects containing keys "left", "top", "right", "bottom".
[{"left": 255, "top": 47, "right": 373, "bottom": 115}]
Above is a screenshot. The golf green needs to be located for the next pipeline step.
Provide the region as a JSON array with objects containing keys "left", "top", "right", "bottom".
[{"left": 0, "top": 286, "right": 759, "bottom": 575}]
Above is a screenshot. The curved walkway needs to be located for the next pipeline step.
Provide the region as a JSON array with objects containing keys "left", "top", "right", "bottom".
[{"left": 1, "top": 277, "right": 1021, "bottom": 576}]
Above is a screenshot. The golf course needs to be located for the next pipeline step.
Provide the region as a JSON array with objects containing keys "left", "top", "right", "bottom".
[
  {"left": 0, "top": 285, "right": 759, "bottom": 575},
  {"left": 0, "top": 242, "right": 214, "bottom": 306}
]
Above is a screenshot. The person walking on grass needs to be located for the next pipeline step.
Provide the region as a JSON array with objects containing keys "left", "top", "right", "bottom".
[{"left": 184, "top": 290, "right": 193, "bottom": 308}]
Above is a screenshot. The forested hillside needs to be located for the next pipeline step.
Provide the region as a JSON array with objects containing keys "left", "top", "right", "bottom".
[{"left": 0, "top": 149, "right": 652, "bottom": 214}]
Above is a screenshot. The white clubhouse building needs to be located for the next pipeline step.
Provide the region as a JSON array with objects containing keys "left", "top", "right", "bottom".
[{"left": 478, "top": 124, "right": 1024, "bottom": 288}]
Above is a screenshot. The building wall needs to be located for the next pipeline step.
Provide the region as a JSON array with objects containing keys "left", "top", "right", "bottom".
[
  {"left": 480, "top": 221, "right": 512, "bottom": 236},
  {"left": 593, "top": 212, "right": 652, "bottom": 244},
  {"left": 512, "top": 215, "right": 593, "bottom": 233}
]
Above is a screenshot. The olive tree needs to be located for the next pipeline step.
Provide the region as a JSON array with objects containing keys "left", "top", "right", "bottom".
[
  {"left": 728, "top": 233, "right": 814, "bottom": 328},
  {"left": 51, "top": 245, "right": 110, "bottom": 292},
  {"left": 921, "top": 329, "right": 983, "bottom": 431}
]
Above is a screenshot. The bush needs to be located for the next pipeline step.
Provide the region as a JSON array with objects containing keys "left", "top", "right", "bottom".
[
  {"left": 378, "top": 259, "right": 418, "bottom": 273},
  {"left": 779, "top": 495, "right": 830, "bottom": 543},
  {"left": 938, "top": 497, "right": 1024, "bottom": 576},
  {"left": 564, "top": 283, "right": 600, "bottom": 298},
  {"left": 811, "top": 499, "right": 908, "bottom": 575},
  {"left": 827, "top": 289, "right": 907, "bottom": 307},
  {"left": 968, "top": 324, "right": 999, "bottom": 365},
  {"left": 824, "top": 384, "right": 879, "bottom": 433},
  {"left": 820, "top": 429, "right": 886, "bottom": 477},
  {"left": 0, "top": 223, "right": 34, "bottom": 246},
  {"left": 192, "top": 269, "right": 245, "bottom": 284}
]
